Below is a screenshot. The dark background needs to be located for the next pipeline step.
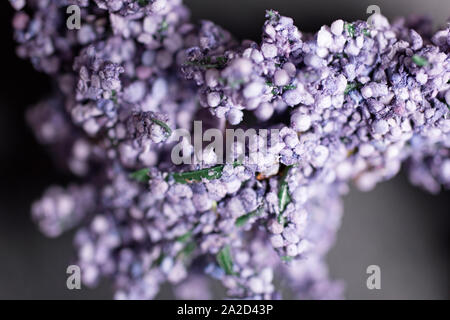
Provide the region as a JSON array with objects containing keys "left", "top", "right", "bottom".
[{"left": 0, "top": 0, "right": 448, "bottom": 299}]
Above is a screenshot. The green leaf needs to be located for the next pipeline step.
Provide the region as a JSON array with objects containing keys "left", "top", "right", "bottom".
[
  {"left": 185, "top": 56, "right": 228, "bottom": 70},
  {"left": 281, "top": 255, "right": 293, "bottom": 262},
  {"left": 150, "top": 118, "right": 172, "bottom": 137},
  {"left": 412, "top": 55, "right": 428, "bottom": 67},
  {"left": 177, "top": 242, "right": 196, "bottom": 260},
  {"left": 228, "top": 78, "right": 245, "bottom": 89},
  {"left": 131, "top": 162, "right": 240, "bottom": 185},
  {"left": 216, "top": 245, "right": 235, "bottom": 275},
  {"left": 185, "top": 61, "right": 220, "bottom": 69},
  {"left": 235, "top": 206, "right": 263, "bottom": 227},
  {"left": 266, "top": 81, "right": 297, "bottom": 95},
  {"left": 362, "top": 28, "right": 370, "bottom": 37},
  {"left": 267, "top": 82, "right": 296, "bottom": 96},
  {"left": 334, "top": 53, "right": 349, "bottom": 59},
  {"left": 176, "top": 231, "right": 192, "bottom": 243},
  {"left": 344, "top": 81, "right": 362, "bottom": 95},
  {"left": 211, "top": 200, "right": 217, "bottom": 213},
  {"left": 278, "top": 165, "right": 292, "bottom": 219},
  {"left": 152, "top": 252, "right": 165, "bottom": 267},
  {"left": 129, "top": 168, "right": 150, "bottom": 183},
  {"left": 215, "top": 56, "right": 228, "bottom": 67},
  {"left": 345, "top": 23, "right": 356, "bottom": 38},
  {"left": 266, "top": 9, "right": 279, "bottom": 21},
  {"left": 283, "top": 84, "right": 297, "bottom": 91},
  {"left": 168, "top": 162, "right": 240, "bottom": 184},
  {"left": 158, "top": 19, "right": 169, "bottom": 34},
  {"left": 137, "top": 0, "right": 149, "bottom": 6},
  {"left": 235, "top": 214, "right": 252, "bottom": 227},
  {"left": 110, "top": 90, "right": 118, "bottom": 104},
  {"left": 278, "top": 215, "right": 286, "bottom": 225},
  {"left": 169, "top": 164, "right": 225, "bottom": 184},
  {"left": 182, "top": 242, "right": 196, "bottom": 256}
]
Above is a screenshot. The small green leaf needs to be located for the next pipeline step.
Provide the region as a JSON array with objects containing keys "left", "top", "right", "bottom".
[
  {"left": 334, "top": 53, "right": 349, "bottom": 59},
  {"left": 176, "top": 231, "right": 192, "bottom": 243},
  {"left": 344, "top": 81, "right": 362, "bottom": 95},
  {"left": 182, "top": 242, "right": 196, "bottom": 256},
  {"left": 185, "top": 61, "right": 219, "bottom": 69},
  {"left": 266, "top": 10, "right": 279, "bottom": 21},
  {"left": 129, "top": 168, "right": 150, "bottom": 182},
  {"left": 268, "top": 82, "right": 296, "bottom": 96},
  {"left": 131, "top": 163, "right": 240, "bottom": 185},
  {"left": 278, "top": 215, "right": 286, "bottom": 226},
  {"left": 150, "top": 118, "right": 172, "bottom": 137},
  {"left": 169, "top": 164, "right": 225, "bottom": 184},
  {"left": 158, "top": 19, "right": 169, "bottom": 34},
  {"left": 177, "top": 242, "right": 196, "bottom": 260},
  {"left": 283, "top": 84, "right": 297, "bottom": 91},
  {"left": 168, "top": 162, "right": 240, "bottom": 184},
  {"left": 152, "top": 252, "right": 165, "bottom": 267},
  {"left": 235, "top": 214, "right": 252, "bottom": 227},
  {"left": 216, "top": 245, "right": 235, "bottom": 275},
  {"left": 362, "top": 28, "right": 370, "bottom": 37},
  {"left": 278, "top": 165, "right": 293, "bottom": 217},
  {"left": 111, "top": 90, "right": 118, "bottom": 104},
  {"left": 228, "top": 78, "right": 245, "bottom": 89},
  {"left": 412, "top": 55, "right": 428, "bottom": 67},
  {"left": 235, "top": 206, "right": 263, "bottom": 227},
  {"left": 137, "top": 0, "right": 149, "bottom": 6},
  {"left": 185, "top": 56, "right": 228, "bottom": 70},
  {"left": 211, "top": 200, "right": 217, "bottom": 213},
  {"left": 345, "top": 23, "right": 356, "bottom": 38},
  {"left": 281, "top": 255, "right": 293, "bottom": 262},
  {"left": 215, "top": 56, "right": 228, "bottom": 67}
]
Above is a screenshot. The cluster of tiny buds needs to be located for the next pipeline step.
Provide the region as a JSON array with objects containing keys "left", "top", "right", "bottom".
[{"left": 10, "top": 0, "right": 449, "bottom": 299}]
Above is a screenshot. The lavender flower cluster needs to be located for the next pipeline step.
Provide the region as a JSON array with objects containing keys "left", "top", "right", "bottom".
[{"left": 10, "top": 0, "right": 449, "bottom": 299}]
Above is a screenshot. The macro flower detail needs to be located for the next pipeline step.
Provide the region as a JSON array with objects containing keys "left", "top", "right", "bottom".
[{"left": 10, "top": 0, "right": 449, "bottom": 300}]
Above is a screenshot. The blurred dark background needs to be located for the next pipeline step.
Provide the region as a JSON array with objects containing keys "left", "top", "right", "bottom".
[{"left": 0, "top": 0, "right": 448, "bottom": 299}]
